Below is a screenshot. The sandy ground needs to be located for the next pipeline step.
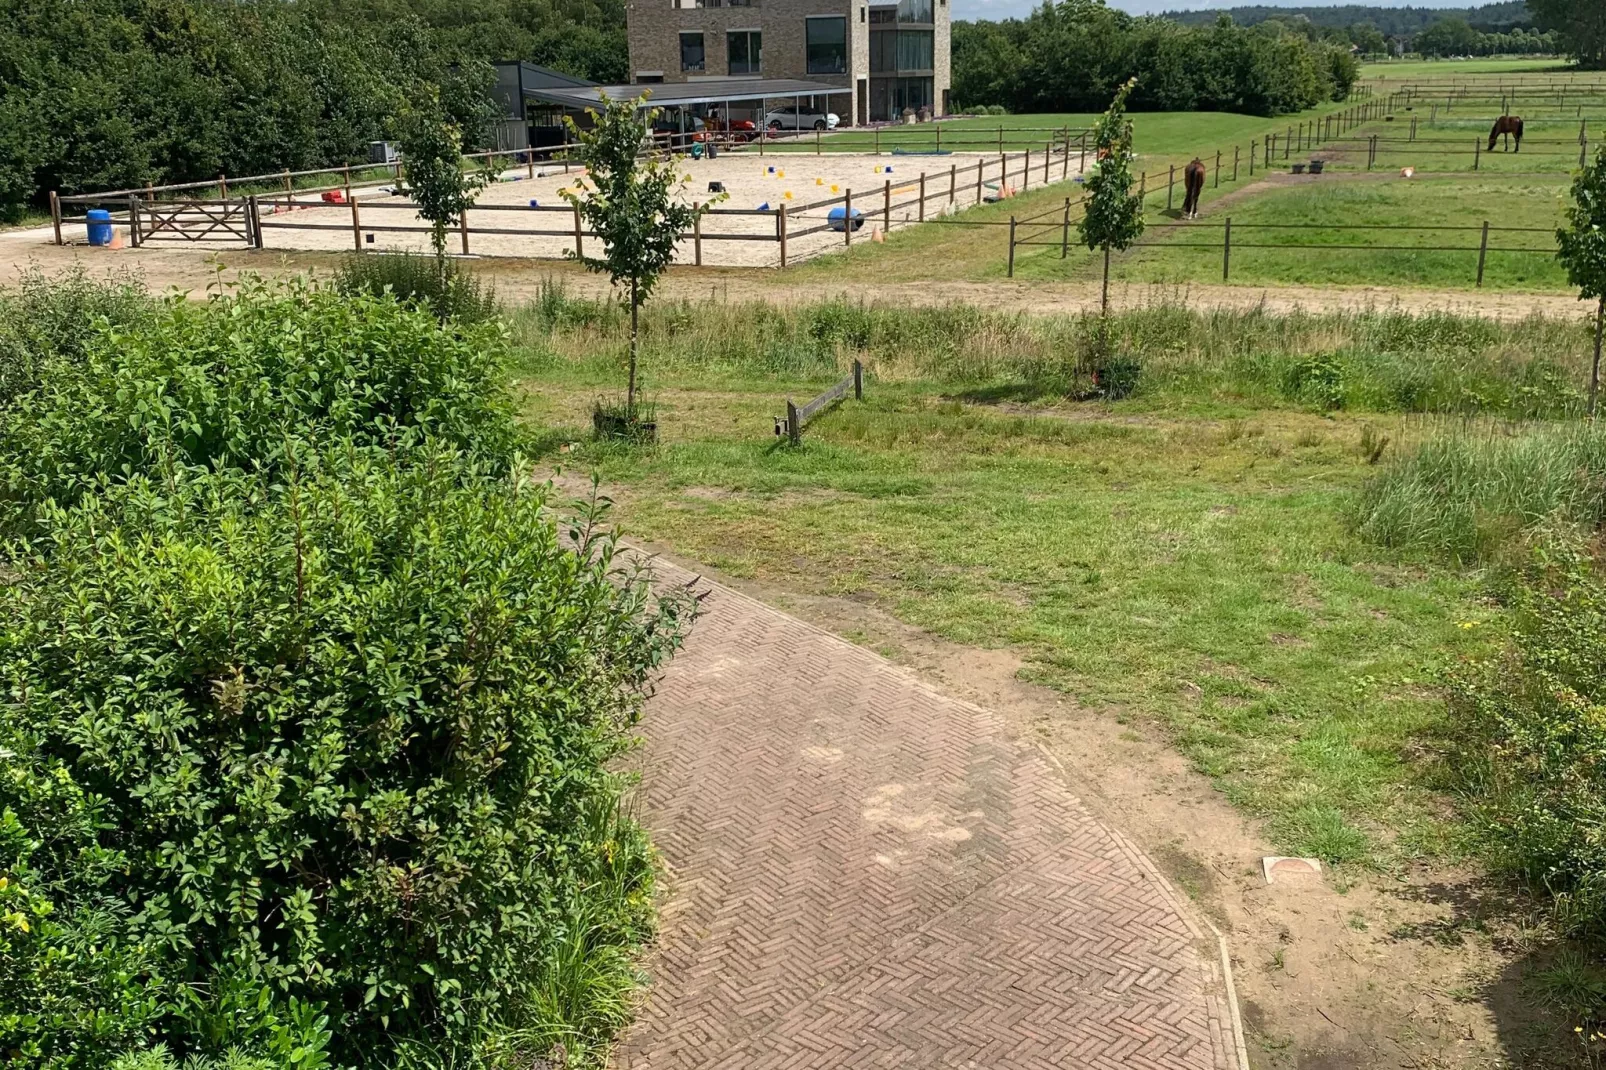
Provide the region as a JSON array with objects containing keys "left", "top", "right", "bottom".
[
  {"left": 0, "top": 239, "right": 1590, "bottom": 325},
  {"left": 29, "top": 149, "right": 1081, "bottom": 270}
]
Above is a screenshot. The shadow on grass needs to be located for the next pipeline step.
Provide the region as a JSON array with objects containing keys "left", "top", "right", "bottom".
[
  {"left": 1386, "top": 876, "right": 1596, "bottom": 1068},
  {"left": 952, "top": 381, "right": 1079, "bottom": 405}
]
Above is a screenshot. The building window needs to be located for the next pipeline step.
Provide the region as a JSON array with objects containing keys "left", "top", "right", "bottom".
[
  {"left": 896, "top": 29, "right": 932, "bottom": 70},
  {"left": 870, "top": 6, "right": 895, "bottom": 23},
  {"left": 897, "top": 0, "right": 932, "bottom": 21},
  {"left": 680, "top": 32, "right": 705, "bottom": 72},
  {"left": 806, "top": 16, "right": 847, "bottom": 75},
  {"left": 727, "top": 29, "right": 761, "bottom": 74}
]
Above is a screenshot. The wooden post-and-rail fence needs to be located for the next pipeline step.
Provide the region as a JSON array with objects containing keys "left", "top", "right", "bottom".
[{"left": 779, "top": 360, "right": 864, "bottom": 446}]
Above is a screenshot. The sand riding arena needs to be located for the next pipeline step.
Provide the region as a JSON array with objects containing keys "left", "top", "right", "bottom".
[{"left": 46, "top": 142, "right": 1090, "bottom": 270}]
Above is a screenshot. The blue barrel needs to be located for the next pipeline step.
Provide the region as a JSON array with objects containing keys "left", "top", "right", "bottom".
[
  {"left": 827, "top": 206, "right": 864, "bottom": 233},
  {"left": 86, "top": 208, "right": 113, "bottom": 246}
]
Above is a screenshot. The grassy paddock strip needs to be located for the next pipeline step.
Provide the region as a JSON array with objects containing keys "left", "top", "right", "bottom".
[{"left": 510, "top": 288, "right": 1599, "bottom": 868}]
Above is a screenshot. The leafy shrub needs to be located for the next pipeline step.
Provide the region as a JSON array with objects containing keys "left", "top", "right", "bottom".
[
  {"left": 0, "top": 265, "right": 148, "bottom": 409},
  {"left": 1354, "top": 424, "right": 1606, "bottom": 563},
  {"left": 1449, "top": 534, "right": 1606, "bottom": 938},
  {"left": 0, "top": 279, "right": 515, "bottom": 524},
  {"left": 334, "top": 254, "right": 497, "bottom": 325},
  {"left": 1282, "top": 353, "right": 1345, "bottom": 411},
  {"left": 0, "top": 457, "right": 686, "bottom": 1066}
]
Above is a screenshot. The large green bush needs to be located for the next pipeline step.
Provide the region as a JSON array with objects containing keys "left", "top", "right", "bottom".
[
  {"left": 1, "top": 459, "right": 683, "bottom": 1066},
  {"left": 0, "top": 276, "right": 688, "bottom": 1068},
  {"left": 0, "top": 280, "right": 515, "bottom": 525}
]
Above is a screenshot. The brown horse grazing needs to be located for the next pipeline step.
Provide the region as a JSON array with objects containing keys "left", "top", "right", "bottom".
[
  {"left": 1489, "top": 115, "right": 1524, "bottom": 152},
  {"left": 1181, "top": 158, "right": 1206, "bottom": 219}
]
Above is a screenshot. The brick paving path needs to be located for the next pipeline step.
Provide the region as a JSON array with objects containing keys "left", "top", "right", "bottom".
[{"left": 617, "top": 560, "right": 1246, "bottom": 1069}]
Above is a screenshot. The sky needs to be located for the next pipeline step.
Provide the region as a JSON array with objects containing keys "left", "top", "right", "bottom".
[{"left": 953, "top": 0, "right": 1479, "bottom": 23}]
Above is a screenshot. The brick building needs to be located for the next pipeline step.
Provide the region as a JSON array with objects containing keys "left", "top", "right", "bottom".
[{"left": 624, "top": 0, "right": 950, "bottom": 125}]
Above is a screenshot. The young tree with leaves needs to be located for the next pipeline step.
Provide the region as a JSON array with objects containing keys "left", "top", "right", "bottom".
[
  {"left": 1557, "top": 144, "right": 1606, "bottom": 418},
  {"left": 397, "top": 90, "right": 491, "bottom": 260},
  {"left": 563, "top": 94, "right": 714, "bottom": 417},
  {"left": 1077, "top": 77, "right": 1145, "bottom": 315}
]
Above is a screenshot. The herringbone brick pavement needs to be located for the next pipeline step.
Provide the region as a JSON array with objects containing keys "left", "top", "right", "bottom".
[{"left": 616, "top": 559, "right": 1245, "bottom": 1069}]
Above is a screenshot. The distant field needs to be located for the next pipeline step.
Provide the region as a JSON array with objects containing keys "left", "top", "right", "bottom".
[
  {"left": 777, "top": 106, "right": 1339, "bottom": 162},
  {"left": 1363, "top": 57, "right": 1581, "bottom": 79},
  {"left": 1036, "top": 176, "right": 1572, "bottom": 292}
]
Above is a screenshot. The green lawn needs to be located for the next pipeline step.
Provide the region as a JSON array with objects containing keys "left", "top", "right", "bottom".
[
  {"left": 1012, "top": 176, "right": 1570, "bottom": 291},
  {"left": 772, "top": 105, "right": 1341, "bottom": 160},
  {"left": 519, "top": 352, "right": 1495, "bottom": 867},
  {"left": 1363, "top": 57, "right": 1584, "bottom": 79}
]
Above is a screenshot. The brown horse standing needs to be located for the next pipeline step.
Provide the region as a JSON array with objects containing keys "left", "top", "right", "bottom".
[
  {"left": 1181, "top": 158, "right": 1206, "bottom": 219},
  {"left": 1489, "top": 115, "right": 1524, "bottom": 152}
]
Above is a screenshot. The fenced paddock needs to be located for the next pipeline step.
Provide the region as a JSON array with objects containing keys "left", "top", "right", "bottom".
[{"left": 53, "top": 144, "right": 1089, "bottom": 269}]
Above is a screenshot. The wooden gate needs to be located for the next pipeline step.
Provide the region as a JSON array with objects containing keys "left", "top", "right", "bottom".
[{"left": 133, "top": 198, "right": 253, "bottom": 247}]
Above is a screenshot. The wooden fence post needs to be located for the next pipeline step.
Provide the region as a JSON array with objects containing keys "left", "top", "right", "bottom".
[
  {"left": 787, "top": 399, "right": 801, "bottom": 447},
  {"left": 918, "top": 172, "right": 926, "bottom": 222},
  {"left": 1474, "top": 138, "right": 1481, "bottom": 171},
  {"left": 976, "top": 160, "right": 983, "bottom": 204},
  {"left": 998, "top": 125, "right": 1004, "bottom": 154},
  {"left": 1222, "top": 216, "right": 1232, "bottom": 281},
  {"left": 853, "top": 359, "right": 863, "bottom": 400},
  {"left": 1023, "top": 148, "right": 1030, "bottom": 191},
  {"left": 845, "top": 188, "right": 853, "bottom": 246},
  {"left": 693, "top": 206, "right": 703, "bottom": 266},
  {"left": 219, "top": 173, "right": 228, "bottom": 199},
  {"left": 883, "top": 179, "right": 891, "bottom": 233},
  {"left": 1167, "top": 164, "right": 1175, "bottom": 211},
  {"left": 1043, "top": 144, "right": 1050, "bottom": 184},
  {"left": 459, "top": 210, "right": 470, "bottom": 256},
  {"left": 1476, "top": 219, "right": 1489, "bottom": 287},
  {"left": 1061, "top": 196, "right": 1070, "bottom": 259},
  {"left": 49, "top": 190, "right": 62, "bottom": 245},
  {"left": 949, "top": 163, "right": 956, "bottom": 205},
  {"left": 1139, "top": 171, "right": 1146, "bottom": 199},
  {"left": 1007, "top": 216, "right": 1016, "bottom": 278},
  {"left": 1079, "top": 130, "right": 1087, "bottom": 174},
  {"left": 128, "top": 196, "right": 141, "bottom": 249},
  {"left": 1233, "top": 145, "right": 1239, "bottom": 182},
  {"left": 1214, "top": 149, "right": 1221, "bottom": 187},
  {"left": 249, "top": 195, "right": 264, "bottom": 250},
  {"left": 350, "top": 190, "right": 362, "bottom": 251},
  {"left": 573, "top": 203, "right": 584, "bottom": 257},
  {"left": 1250, "top": 139, "right": 1256, "bottom": 176},
  {"left": 875, "top": 126, "right": 880, "bottom": 156},
  {"left": 778, "top": 206, "right": 788, "bottom": 268}
]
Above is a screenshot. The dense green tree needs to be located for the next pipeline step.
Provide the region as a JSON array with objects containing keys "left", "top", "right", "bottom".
[
  {"left": 952, "top": 1, "right": 1357, "bottom": 116},
  {"left": 1529, "top": 0, "right": 1606, "bottom": 68}
]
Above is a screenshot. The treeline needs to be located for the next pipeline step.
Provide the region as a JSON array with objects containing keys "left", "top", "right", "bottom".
[
  {"left": 1413, "top": 18, "right": 1558, "bottom": 56},
  {"left": 954, "top": 1, "right": 1359, "bottom": 116},
  {"left": 1164, "top": 2, "right": 1534, "bottom": 37},
  {"left": 0, "top": 0, "right": 625, "bottom": 222}
]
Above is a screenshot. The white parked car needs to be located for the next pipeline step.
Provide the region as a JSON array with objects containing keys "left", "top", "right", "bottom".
[{"left": 763, "top": 106, "right": 840, "bottom": 132}]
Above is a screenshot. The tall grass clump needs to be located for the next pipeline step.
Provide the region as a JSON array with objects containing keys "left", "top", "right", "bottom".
[
  {"left": 1354, "top": 423, "right": 1606, "bottom": 563},
  {"left": 0, "top": 275, "right": 686, "bottom": 1069},
  {"left": 510, "top": 289, "right": 1593, "bottom": 417},
  {"left": 334, "top": 252, "right": 497, "bottom": 324}
]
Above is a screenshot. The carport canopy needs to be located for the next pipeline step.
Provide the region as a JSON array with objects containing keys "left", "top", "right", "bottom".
[{"left": 516, "top": 77, "right": 851, "bottom": 113}]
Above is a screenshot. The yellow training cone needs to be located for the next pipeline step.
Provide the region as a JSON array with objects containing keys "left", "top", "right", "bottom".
[
  {"left": 784, "top": 191, "right": 793, "bottom": 199},
  {"left": 831, "top": 184, "right": 839, "bottom": 192}
]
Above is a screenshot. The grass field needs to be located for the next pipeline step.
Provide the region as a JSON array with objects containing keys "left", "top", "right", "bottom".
[
  {"left": 1012, "top": 176, "right": 1572, "bottom": 292},
  {"left": 510, "top": 292, "right": 1600, "bottom": 867},
  {"left": 781, "top": 105, "right": 1342, "bottom": 159},
  {"left": 1362, "top": 57, "right": 1583, "bottom": 79}
]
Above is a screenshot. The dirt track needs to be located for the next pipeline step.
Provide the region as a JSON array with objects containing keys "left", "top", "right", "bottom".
[{"left": 0, "top": 232, "right": 1593, "bottom": 322}]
